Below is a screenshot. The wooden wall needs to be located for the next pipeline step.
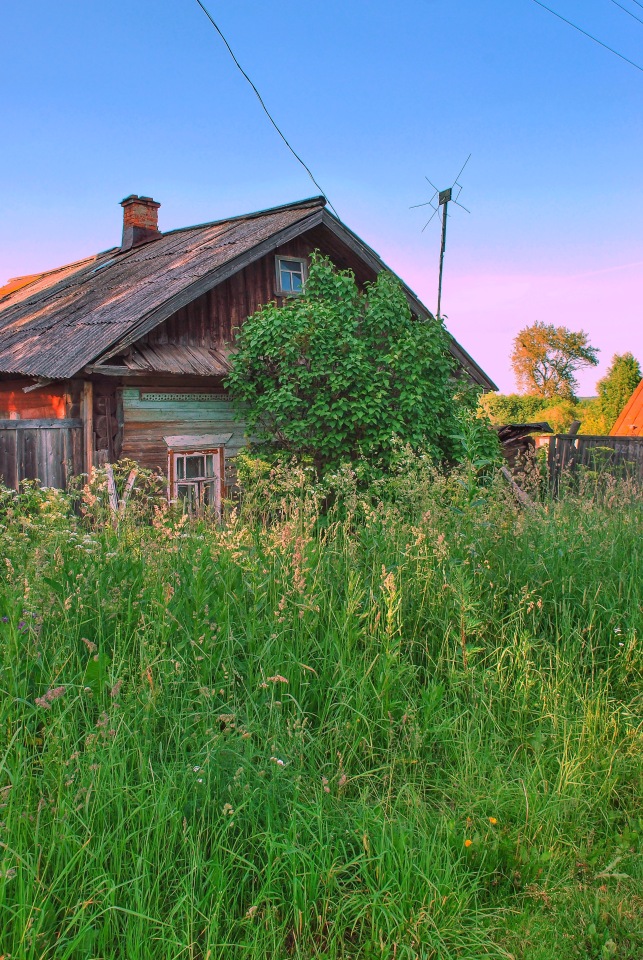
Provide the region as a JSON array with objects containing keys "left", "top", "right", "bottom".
[
  {"left": 0, "top": 419, "right": 83, "bottom": 489},
  {"left": 120, "top": 387, "right": 246, "bottom": 473},
  {"left": 0, "top": 380, "right": 79, "bottom": 420}
]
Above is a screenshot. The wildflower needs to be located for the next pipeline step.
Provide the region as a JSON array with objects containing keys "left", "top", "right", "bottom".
[
  {"left": 245, "top": 905, "right": 258, "bottom": 919},
  {"left": 1, "top": 616, "right": 8, "bottom": 623},
  {"left": 489, "top": 817, "right": 498, "bottom": 825},
  {"left": 266, "top": 674, "right": 288, "bottom": 684},
  {"left": 614, "top": 627, "right": 622, "bottom": 635},
  {"left": 82, "top": 637, "right": 97, "bottom": 654},
  {"left": 110, "top": 679, "right": 123, "bottom": 699},
  {"left": 464, "top": 839, "right": 473, "bottom": 848},
  {"left": 35, "top": 686, "right": 66, "bottom": 709},
  {"left": 322, "top": 777, "right": 330, "bottom": 794},
  {"left": 270, "top": 756, "right": 285, "bottom": 766},
  {"left": 222, "top": 803, "right": 234, "bottom": 816},
  {"left": 193, "top": 766, "right": 201, "bottom": 773}
]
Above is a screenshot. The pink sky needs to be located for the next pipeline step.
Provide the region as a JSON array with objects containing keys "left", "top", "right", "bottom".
[{"left": 379, "top": 247, "right": 642, "bottom": 396}]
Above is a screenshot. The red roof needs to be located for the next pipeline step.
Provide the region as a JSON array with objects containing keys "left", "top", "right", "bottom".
[{"left": 610, "top": 379, "right": 643, "bottom": 437}]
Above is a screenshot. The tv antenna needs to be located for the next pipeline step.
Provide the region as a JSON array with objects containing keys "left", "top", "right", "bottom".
[{"left": 411, "top": 154, "right": 471, "bottom": 320}]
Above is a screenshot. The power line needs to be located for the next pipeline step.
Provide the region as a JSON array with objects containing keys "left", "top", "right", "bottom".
[
  {"left": 528, "top": 0, "right": 643, "bottom": 72},
  {"left": 609, "top": 0, "right": 643, "bottom": 26},
  {"left": 192, "top": 0, "right": 340, "bottom": 218}
]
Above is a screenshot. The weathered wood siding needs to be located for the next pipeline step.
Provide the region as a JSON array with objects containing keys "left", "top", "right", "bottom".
[
  {"left": 136, "top": 232, "right": 376, "bottom": 355},
  {"left": 0, "top": 419, "right": 83, "bottom": 489},
  {"left": 120, "top": 388, "right": 246, "bottom": 473}
]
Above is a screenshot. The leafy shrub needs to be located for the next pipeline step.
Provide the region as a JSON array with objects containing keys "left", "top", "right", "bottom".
[{"left": 227, "top": 252, "right": 498, "bottom": 476}]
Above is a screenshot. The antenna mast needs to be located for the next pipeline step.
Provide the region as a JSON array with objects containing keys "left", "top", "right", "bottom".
[
  {"left": 411, "top": 154, "right": 471, "bottom": 321},
  {"left": 436, "top": 188, "right": 452, "bottom": 320}
]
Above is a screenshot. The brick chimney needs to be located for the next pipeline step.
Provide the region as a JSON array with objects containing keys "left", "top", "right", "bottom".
[{"left": 120, "top": 195, "right": 161, "bottom": 250}]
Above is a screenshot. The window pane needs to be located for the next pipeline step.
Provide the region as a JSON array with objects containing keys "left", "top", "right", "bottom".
[
  {"left": 280, "top": 269, "right": 292, "bottom": 291},
  {"left": 177, "top": 483, "right": 196, "bottom": 508},
  {"left": 185, "top": 455, "right": 205, "bottom": 479},
  {"left": 202, "top": 481, "right": 217, "bottom": 507},
  {"left": 281, "top": 260, "right": 302, "bottom": 271},
  {"left": 291, "top": 273, "right": 303, "bottom": 290},
  {"left": 205, "top": 455, "right": 214, "bottom": 477},
  {"left": 176, "top": 457, "right": 185, "bottom": 480}
]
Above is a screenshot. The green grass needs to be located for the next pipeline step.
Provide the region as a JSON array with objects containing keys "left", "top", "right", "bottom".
[{"left": 0, "top": 465, "right": 641, "bottom": 959}]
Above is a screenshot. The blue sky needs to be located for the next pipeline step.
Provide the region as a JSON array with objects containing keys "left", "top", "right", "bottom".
[{"left": 1, "top": 0, "right": 641, "bottom": 392}]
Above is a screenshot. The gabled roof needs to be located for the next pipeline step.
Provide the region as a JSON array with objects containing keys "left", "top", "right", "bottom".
[
  {"left": 610, "top": 379, "right": 643, "bottom": 437},
  {"left": 0, "top": 196, "right": 496, "bottom": 390}
]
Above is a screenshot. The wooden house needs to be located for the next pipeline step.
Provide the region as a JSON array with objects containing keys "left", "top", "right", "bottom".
[
  {"left": 610, "top": 379, "right": 643, "bottom": 437},
  {"left": 0, "top": 195, "right": 496, "bottom": 506}
]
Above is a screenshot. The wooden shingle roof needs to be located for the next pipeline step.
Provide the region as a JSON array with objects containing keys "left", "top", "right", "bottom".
[{"left": 0, "top": 196, "right": 496, "bottom": 390}]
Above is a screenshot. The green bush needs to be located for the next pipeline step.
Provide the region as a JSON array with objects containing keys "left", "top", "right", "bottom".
[{"left": 227, "top": 253, "right": 498, "bottom": 476}]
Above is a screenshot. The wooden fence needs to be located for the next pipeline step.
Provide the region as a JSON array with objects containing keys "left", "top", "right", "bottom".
[
  {"left": 548, "top": 434, "right": 643, "bottom": 493},
  {"left": 0, "top": 419, "right": 83, "bottom": 490}
]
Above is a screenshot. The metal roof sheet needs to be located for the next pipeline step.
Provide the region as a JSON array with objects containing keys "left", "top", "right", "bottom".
[{"left": 0, "top": 199, "right": 326, "bottom": 379}]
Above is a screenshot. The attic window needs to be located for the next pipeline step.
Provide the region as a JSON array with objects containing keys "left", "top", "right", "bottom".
[{"left": 276, "top": 256, "right": 306, "bottom": 295}]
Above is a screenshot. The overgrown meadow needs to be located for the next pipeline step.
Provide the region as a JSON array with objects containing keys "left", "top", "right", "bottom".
[{"left": 0, "top": 458, "right": 641, "bottom": 960}]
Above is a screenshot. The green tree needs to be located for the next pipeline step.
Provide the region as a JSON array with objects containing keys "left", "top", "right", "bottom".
[
  {"left": 511, "top": 322, "right": 599, "bottom": 399},
  {"left": 479, "top": 392, "right": 549, "bottom": 425},
  {"left": 226, "top": 253, "right": 495, "bottom": 472}
]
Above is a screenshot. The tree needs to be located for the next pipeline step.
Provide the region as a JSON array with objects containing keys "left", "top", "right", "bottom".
[
  {"left": 226, "top": 253, "right": 493, "bottom": 472},
  {"left": 479, "top": 392, "right": 549, "bottom": 425},
  {"left": 595, "top": 352, "right": 641, "bottom": 430},
  {"left": 511, "top": 322, "right": 599, "bottom": 399}
]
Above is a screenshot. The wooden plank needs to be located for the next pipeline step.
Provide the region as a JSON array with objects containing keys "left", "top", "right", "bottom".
[
  {"left": 0, "top": 418, "right": 82, "bottom": 429},
  {"left": 81, "top": 381, "right": 93, "bottom": 476},
  {"left": 163, "top": 433, "right": 233, "bottom": 449},
  {"left": 104, "top": 464, "right": 119, "bottom": 514},
  {"left": 0, "top": 429, "right": 18, "bottom": 489},
  {"left": 119, "top": 468, "right": 138, "bottom": 517},
  {"left": 21, "top": 428, "right": 37, "bottom": 481}
]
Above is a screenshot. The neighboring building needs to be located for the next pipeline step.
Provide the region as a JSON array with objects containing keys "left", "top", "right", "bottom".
[
  {"left": 610, "top": 379, "right": 643, "bottom": 437},
  {"left": 0, "top": 195, "right": 496, "bottom": 505}
]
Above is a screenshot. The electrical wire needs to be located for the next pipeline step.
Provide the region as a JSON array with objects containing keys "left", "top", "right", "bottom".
[
  {"left": 529, "top": 0, "right": 643, "bottom": 72},
  {"left": 192, "top": 0, "right": 339, "bottom": 218},
  {"left": 609, "top": 0, "right": 643, "bottom": 26}
]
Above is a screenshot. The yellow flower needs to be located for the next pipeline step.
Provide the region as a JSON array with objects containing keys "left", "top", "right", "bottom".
[
  {"left": 489, "top": 817, "right": 498, "bottom": 825},
  {"left": 464, "top": 839, "right": 473, "bottom": 848}
]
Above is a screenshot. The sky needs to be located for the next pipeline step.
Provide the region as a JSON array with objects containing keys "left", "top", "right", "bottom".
[{"left": 1, "top": 0, "right": 641, "bottom": 393}]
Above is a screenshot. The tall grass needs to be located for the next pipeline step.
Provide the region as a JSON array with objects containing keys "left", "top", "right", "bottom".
[{"left": 0, "top": 464, "right": 641, "bottom": 959}]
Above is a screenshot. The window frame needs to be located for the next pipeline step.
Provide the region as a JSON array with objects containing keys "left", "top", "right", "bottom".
[
  {"left": 167, "top": 446, "right": 225, "bottom": 514},
  {"left": 275, "top": 255, "right": 307, "bottom": 296}
]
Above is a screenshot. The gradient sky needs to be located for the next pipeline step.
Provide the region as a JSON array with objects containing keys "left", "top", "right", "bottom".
[{"left": 1, "top": 0, "right": 641, "bottom": 393}]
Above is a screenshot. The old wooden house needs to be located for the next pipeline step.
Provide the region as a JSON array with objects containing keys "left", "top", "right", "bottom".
[{"left": 0, "top": 195, "right": 496, "bottom": 507}]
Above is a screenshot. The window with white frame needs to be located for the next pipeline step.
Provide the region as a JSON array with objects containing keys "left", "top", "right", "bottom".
[
  {"left": 165, "top": 434, "right": 230, "bottom": 514},
  {"left": 275, "top": 256, "right": 307, "bottom": 295},
  {"left": 172, "top": 451, "right": 220, "bottom": 511}
]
